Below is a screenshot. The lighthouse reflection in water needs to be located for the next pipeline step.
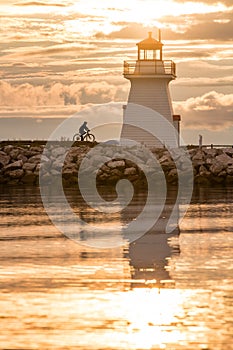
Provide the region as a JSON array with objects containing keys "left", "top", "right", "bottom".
[
  {"left": 1, "top": 186, "right": 233, "bottom": 349},
  {"left": 67, "top": 185, "right": 181, "bottom": 288},
  {"left": 124, "top": 188, "right": 180, "bottom": 288}
]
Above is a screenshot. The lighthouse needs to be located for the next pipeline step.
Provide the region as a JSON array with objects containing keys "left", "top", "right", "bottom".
[{"left": 121, "top": 30, "right": 180, "bottom": 148}]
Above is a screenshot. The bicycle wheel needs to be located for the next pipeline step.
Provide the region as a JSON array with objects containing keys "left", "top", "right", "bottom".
[
  {"left": 85, "top": 133, "right": 95, "bottom": 142},
  {"left": 73, "top": 133, "right": 81, "bottom": 141}
]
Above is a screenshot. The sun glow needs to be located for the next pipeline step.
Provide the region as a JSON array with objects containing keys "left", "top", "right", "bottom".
[{"left": 70, "top": 0, "right": 227, "bottom": 25}]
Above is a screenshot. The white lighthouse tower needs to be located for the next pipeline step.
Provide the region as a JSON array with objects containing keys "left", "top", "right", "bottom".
[{"left": 121, "top": 30, "right": 180, "bottom": 148}]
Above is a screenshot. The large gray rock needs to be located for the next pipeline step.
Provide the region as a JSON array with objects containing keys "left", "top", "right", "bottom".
[
  {"left": 159, "top": 154, "right": 172, "bottom": 164},
  {"left": 4, "top": 160, "right": 23, "bottom": 172},
  {"left": 203, "top": 148, "right": 218, "bottom": 157},
  {"left": 0, "top": 152, "right": 10, "bottom": 168},
  {"left": 107, "top": 160, "right": 125, "bottom": 169},
  {"left": 192, "top": 150, "right": 204, "bottom": 161},
  {"left": 216, "top": 153, "right": 233, "bottom": 166},
  {"left": 91, "top": 155, "right": 111, "bottom": 167},
  {"left": 224, "top": 148, "right": 233, "bottom": 156},
  {"left": 17, "top": 153, "right": 28, "bottom": 163},
  {"left": 110, "top": 169, "right": 123, "bottom": 177},
  {"left": 28, "top": 154, "right": 42, "bottom": 164},
  {"left": 51, "top": 154, "right": 66, "bottom": 170},
  {"left": 124, "top": 167, "right": 137, "bottom": 176},
  {"left": 100, "top": 164, "right": 111, "bottom": 174},
  {"left": 9, "top": 148, "right": 21, "bottom": 160},
  {"left": 23, "top": 162, "right": 37, "bottom": 172},
  {"left": 206, "top": 157, "right": 215, "bottom": 165},
  {"left": 199, "top": 165, "right": 211, "bottom": 177},
  {"left": 29, "top": 146, "right": 43, "bottom": 153},
  {"left": 209, "top": 162, "right": 225, "bottom": 175},
  {"left": 3, "top": 145, "right": 14, "bottom": 154},
  {"left": 51, "top": 147, "right": 66, "bottom": 158}
]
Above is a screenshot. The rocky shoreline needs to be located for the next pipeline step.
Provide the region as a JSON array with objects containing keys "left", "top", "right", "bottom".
[{"left": 0, "top": 142, "right": 233, "bottom": 187}]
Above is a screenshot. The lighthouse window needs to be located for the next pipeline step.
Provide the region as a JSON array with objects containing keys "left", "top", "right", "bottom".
[
  {"left": 146, "top": 50, "right": 154, "bottom": 60},
  {"left": 139, "top": 50, "right": 145, "bottom": 60},
  {"left": 139, "top": 49, "right": 161, "bottom": 60}
]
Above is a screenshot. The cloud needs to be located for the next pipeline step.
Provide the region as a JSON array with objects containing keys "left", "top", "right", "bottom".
[
  {"left": 174, "top": 91, "right": 233, "bottom": 130},
  {"left": 14, "top": 1, "right": 68, "bottom": 7},
  {"left": 0, "top": 81, "right": 128, "bottom": 110},
  {"left": 175, "top": 76, "right": 233, "bottom": 87},
  {"left": 99, "top": 10, "right": 233, "bottom": 42},
  {"left": 21, "top": 44, "right": 95, "bottom": 57},
  {"left": 161, "top": 10, "right": 233, "bottom": 40},
  {"left": 95, "top": 23, "right": 154, "bottom": 40},
  {"left": 174, "top": 0, "right": 233, "bottom": 7}
]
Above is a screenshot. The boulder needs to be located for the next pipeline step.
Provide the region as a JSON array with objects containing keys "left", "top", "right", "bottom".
[
  {"left": 203, "top": 148, "right": 218, "bottom": 157},
  {"left": 0, "top": 152, "right": 10, "bottom": 168},
  {"left": 224, "top": 148, "right": 233, "bottom": 156},
  {"left": 192, "top": 150, "right": 204, "bottom": 161},
  {"left": 125, "top": 159, "right": 137, "bottom": 168},
  {"left": 28, "top": 154, "right": 42, "bottom": 164},
  {"left": 170, "top": 148, "right": 183, "bottom": 161},
  {"left": 159, "top": 154, "right": 172, "bottom": 164},
  {"left": 3, "top": 145, "right": 14, "bottom": 154},
  {"left": 124, "top": 167, "right": 137, "bottom": 176},
  {"left": 206, "top": 157, "right": 215, "bottom": 165},
  {"left": 52, "top": 154, "right": 66, "bottom": 170},
  {"left": 216, "top": 153, "right": 233, "bottom": 166},
  {"left": 91, "top": 155, "right": 111, "bottom": 167},
  {"left": 17, "top": 154, "right": 28, "bottom": 163},
  {"left": 22, "top": 162, "right": 37, "bottom": 172},
  {"left": 209, "top": 162, "right": 225, "bottom": 175},
  {"left": 107, "top": 160, "right": 125, "bottom": 169},
  {"left": 100, "top": 164, "right": 111, "bottom": 174},
  {"left": 29, "top": 146, "right": 43, "bottom": 153},
  {"left": 199, "top": 165, "right": 211, "bottom": 177},
  {"left": 4, "top": 160, "right": 23, "bottom": 172},
  {"left": 9, "top": 149, "right": 20, "bottom": 160},
  {"left": 51, "top": 147, "right": 66, "bottom": 158},
  {"left": 110, "top": 169, "right": 123, "bottom": 177},
  {"left": 51, "top": 169, "right": 61, "bottom": 176}
]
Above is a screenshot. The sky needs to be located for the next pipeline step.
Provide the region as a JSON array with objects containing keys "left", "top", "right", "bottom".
[{"left": 0, "top": 0, "right": 233, "bottom": 144}]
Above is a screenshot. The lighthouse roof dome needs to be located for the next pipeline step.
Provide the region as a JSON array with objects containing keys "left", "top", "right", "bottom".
[{"left": 137, "top": 32, "right": 163, "bottom": 50}]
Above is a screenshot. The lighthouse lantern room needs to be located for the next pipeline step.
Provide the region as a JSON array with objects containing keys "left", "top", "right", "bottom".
[{"left": 121, "top": 30, "right": 180, "bottom": 148}]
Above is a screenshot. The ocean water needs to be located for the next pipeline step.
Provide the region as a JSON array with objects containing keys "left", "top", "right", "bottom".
[{"left": 0, "top": 185, "right": 232, "bottom": 350}]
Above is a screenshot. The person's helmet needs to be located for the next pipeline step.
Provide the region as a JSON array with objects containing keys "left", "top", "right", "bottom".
[{"left": 84, "top": 121, "right": 87, "bottom": 124}]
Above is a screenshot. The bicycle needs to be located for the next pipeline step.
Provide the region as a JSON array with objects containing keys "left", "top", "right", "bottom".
[{"left": 73, "top": 130, "right": 95, "bottom": 142}]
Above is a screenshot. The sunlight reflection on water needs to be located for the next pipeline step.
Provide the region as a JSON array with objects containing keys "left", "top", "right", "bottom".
[{"left": 0, "top": 186, "right": 232, "bottom": 349}]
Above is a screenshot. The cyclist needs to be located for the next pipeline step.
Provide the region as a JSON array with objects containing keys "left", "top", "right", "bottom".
[{"left": 79, "top": 121, "right": 89, "bottom": 141}]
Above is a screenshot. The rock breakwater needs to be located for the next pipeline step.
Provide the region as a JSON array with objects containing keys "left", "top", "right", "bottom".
[{"left": 0, "top": 142, "right": 233, "bottom": 187}]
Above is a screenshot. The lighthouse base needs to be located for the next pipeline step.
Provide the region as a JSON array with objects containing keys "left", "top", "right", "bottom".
[{"left": 121, "top": 103, "right": 178, "bottom": 149}]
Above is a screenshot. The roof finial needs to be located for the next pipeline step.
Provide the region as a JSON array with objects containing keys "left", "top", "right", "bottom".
[
  {"left": 148, "top": 31, "right": 152, "bottom": 38},
  {"left": 158, "top": 29, "right": 161, "bottom": 42}
]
